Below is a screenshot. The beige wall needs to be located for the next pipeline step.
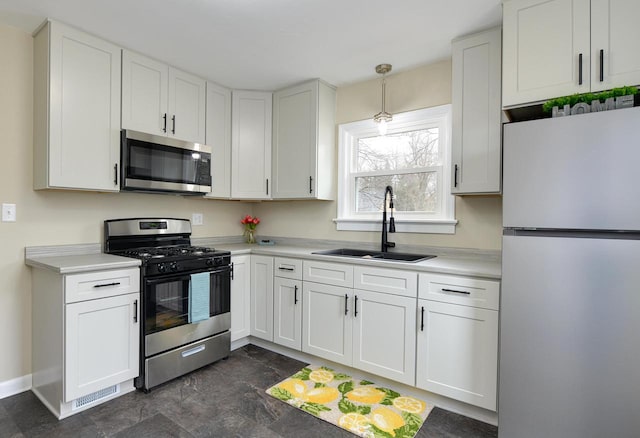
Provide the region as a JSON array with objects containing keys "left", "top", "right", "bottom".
[
  {"left": 0, "top": 24, "right": 254, "bottom": 383},
  {"left": 255, "top": 61, "right": 503, "bottom": 250}
]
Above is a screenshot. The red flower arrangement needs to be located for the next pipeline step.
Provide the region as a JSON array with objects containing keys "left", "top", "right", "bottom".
[
  {"left": 240, "top": 214, "right": 260, "bottom": 230},
  {"left": 241, "top": 215, "right": 260, "bottom": 243}
]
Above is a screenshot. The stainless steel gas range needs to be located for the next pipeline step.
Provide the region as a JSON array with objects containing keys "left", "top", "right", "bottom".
[{"left": 104, "top": 218, "right": 232, "bottom": 391}]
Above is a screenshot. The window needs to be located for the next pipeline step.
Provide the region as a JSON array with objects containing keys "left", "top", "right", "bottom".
[{"left": 335, "top": 105, "right": 456, "bottom": 233}]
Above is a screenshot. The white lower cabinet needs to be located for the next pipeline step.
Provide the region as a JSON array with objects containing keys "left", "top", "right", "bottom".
[
  {"left": 65, "top": 293, "right": 139, "bottom": 401},
  {"left": 302, "top": 281, "right": 353, "bottom": 364},
  {"left": 416, "top": 273, "right": 499, "bottom": 411},
  {"left": 31, "top": 266, "right": 140, "bottom": 419},
  {"left": 230, "top": 255, "right": 251, "bottom": 342},
  {"left": 250, "top": 255, "right": 274, "bottom": 341},
  {"left": 352, "top": 289, "right": 416, "bottom": 385},
  {"left": 302, "top": 262, "right": 417, "bottom": 385},
  {"left": 273, "top": 277, "right": 302, "bottom": 350}
]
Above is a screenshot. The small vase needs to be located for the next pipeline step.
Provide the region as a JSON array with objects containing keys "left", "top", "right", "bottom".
[{"left": 245, "top": 229, "right": 256, "bottom": 244}]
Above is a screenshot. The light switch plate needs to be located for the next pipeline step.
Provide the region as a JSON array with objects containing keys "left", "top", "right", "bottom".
[
  {"left": 2, "top": 203, "right": 16, "bottom": 222},
  {"left": 192, "top": 213, "right": 203, "bottom": 226}
]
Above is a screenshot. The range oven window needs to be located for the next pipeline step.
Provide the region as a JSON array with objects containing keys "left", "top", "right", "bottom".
[{"left": 144, "top": 267, "right": 231, "bottom": 335}]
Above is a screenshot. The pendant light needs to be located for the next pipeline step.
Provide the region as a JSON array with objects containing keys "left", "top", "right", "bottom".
[{"left": 373, "top": 64, "right": 392, "bottom": 135}]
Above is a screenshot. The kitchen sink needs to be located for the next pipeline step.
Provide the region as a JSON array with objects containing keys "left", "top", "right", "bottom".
[{"left": 312, "top": 248, "right": 436, "bottom": 263}]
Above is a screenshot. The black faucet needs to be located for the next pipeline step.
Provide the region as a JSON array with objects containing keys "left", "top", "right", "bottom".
[{"left": 381, "top": 185, "right": 396, "bottom": 252}]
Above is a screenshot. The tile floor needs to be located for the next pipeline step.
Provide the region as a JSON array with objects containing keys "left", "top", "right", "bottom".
[{"left": 0, "top": 345, "right": 498, "bottom": 437}]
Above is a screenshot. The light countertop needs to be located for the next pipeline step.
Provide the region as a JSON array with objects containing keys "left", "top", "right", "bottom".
[
  {"left": 212, "top": 243, "right": 501, "bottom": 279},
  {"left": 26, "top": 253, "right": 141, "bottom": 274}
]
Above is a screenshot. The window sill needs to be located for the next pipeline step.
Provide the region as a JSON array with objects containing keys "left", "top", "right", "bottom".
[{"left": 333, "top": 218, "right": 458, "bottom": 234}]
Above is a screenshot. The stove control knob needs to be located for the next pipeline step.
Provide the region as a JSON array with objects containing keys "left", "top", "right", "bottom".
[
  {"left": 206, "top": 258, "right": 214, "bottom": 266},
  {"left": 157, "top": 263, "right": 166, "bottom": 273},
  {"left": 170, "top": 262, "right": 178, "bottom": 271}
]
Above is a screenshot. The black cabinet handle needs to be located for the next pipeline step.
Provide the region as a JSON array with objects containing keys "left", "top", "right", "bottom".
[
  {"left": 354, "top": 295, "right": 358, "bottom": 317},
  {"left": 94, "top": 282, "right": 121, "bottom": 288},
  {"left": 230, "top": 262, "right": 234, "bottom": 280},
  {"left": 309, "top": 176, "right": 313, "bottom": 194},
  {"left": 163, "top": 113, "right": 167, "bottom": 133},
  {"left": 442, "top": 288, "right": 471, "bottom": 295},
  {"left": 171, "top": 115, "right": 176, "bottom": 134},
  {"left": 421, "top": 306, "right": 425, "bottom": 331},
  {"left": 113, "top": 164, "right": 118, "bottom": 185},
  {"left": 599, "top": 49, "right": 604, "bottom": 82},
  {"left": 454, "top": 164, "right": 459, "bottom": 187},
  {"left": 294, "top": 285, "right": 298, "bottom": 305},
  {"left": 344, "top": 294, "right": 349, "bottom": 315},
  {"left": 266, "top": 179, "right": 269, "bottom": 195},
  {"left": 278, "top": 267, "right": 294, "bottom": 271},
  {"left": 578, "top": 53, "right": 583, "bottom": 85},
  {"left": 133, "top": 299, "right": 138, "bottom": 323}
]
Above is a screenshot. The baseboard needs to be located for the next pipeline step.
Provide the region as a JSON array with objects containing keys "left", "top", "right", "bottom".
[
  {"left": 0, "top": 374, "right": 32, "bottom": 399},
  {"left": 231, "top": 337, "right": 250, "bottom": 351}
]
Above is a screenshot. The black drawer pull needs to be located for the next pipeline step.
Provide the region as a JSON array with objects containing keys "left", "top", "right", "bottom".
[
  {"left": 442, "top": 288, "right": 471, "bottom": 295},
  {"left": 354, "top": 295, "right": 358, "bottom": 317},
  {"left": 578, "top": 53, "right": 583, "bottom": 85},
  {"left": 133, "top": 299, "right": 138, "bottom": 323},
  {"left": 344, "top": 294, "right": 349, "bottom": 315},
  {"left": 599, "top": 49, "right": 604, "bottom": 82},
  {"left": 278, "top": 267, "right": 294, "bottom": 271},
  {"left": 294, "top": 285, "right": 298, "bottom": 305},
  {"left": 420, "top": 306, "right": 425, "bottom": 331},
  {"left": 171, "top": 115, "right": 176, "bottom": 134},
  {"left": 94, "top": 282, "right": 121, "bottom": 288}
]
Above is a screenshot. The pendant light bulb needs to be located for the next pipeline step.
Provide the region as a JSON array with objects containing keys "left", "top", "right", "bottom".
[{"left": 373, "top": 64, "right": 392, "bottom": 136}]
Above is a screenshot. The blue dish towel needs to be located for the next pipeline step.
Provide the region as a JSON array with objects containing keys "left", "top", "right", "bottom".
[{"left": 189, "top": 272, "right": 210, "bottom": 323}]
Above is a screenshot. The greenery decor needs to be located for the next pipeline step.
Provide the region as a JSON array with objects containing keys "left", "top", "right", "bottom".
[{"left": 542, "top": 86, "right": 638, "bottom": 113}]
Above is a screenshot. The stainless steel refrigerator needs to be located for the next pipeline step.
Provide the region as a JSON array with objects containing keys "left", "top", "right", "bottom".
[{"left": 499, "top": 106, "right": 640, "bottom": 438}]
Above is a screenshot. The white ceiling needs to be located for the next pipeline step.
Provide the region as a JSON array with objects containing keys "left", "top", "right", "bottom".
[{"left": 0, "top": 0, "right": 502, "bottom": 90}]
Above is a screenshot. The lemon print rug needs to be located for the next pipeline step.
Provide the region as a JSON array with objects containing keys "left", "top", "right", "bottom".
[{"left": 266, "top": 365, "right": 433, "bottom": 438}]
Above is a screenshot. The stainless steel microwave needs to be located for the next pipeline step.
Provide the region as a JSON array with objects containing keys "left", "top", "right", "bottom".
[{"left": 120, "top": 130, "right": 212, "bottom": 195}]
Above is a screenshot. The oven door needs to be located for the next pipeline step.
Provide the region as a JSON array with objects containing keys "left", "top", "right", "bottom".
[{"left": 144, "top": 265, "right": 231, "bottom": 358}]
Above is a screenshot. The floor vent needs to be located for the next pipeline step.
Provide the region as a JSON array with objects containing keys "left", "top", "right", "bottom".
[{"left": 72, "top": 384, "right": 119, "bottom": 410}]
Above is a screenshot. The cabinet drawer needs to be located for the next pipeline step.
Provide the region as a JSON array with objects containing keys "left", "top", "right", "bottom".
[
  {"left": 65, "top": 268, "right": 140, "bottom": 304},
  {"left": 274, "top": 257, "right": 303, "bottom": 280},
  {"left": 418, "top": 273, "right": 499, "bottom": 310},
  {"left": 303, "top": 261, "right": 353, "bottom": 288},
  {"left": 354, "top": 266, "right": 417, "bottom": 298}
]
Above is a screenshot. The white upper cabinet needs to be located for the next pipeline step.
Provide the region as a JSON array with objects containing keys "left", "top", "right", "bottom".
[
  {"left": 272, "top": 80, "right": 336, "bottom": 200},
  {"left": 122, "top": 50, "right": 206, "bottom": 143},
  {"left": 231, "top": 90, "right": 273, "bottom": 199},
  {"left": 503, "top": 0, "right": 640, "bottom": 107},
  {"left": 205, "top": 82, "right": 232, "bottom": 198},
  {"left": 590, "top": 0, "right": 640, "bottom": 92},
  {"left": 451, "top": 27, "right": 502, "bottom": 195},
  {"left": 34, "top": 20, "right": 121, "bottom": 192}
]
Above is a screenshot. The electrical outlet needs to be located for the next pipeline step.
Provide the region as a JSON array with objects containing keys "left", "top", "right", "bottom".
[
  {"left": 192, "top": 213, "right": 203, "bottom": 226},
  {"left": 2, "top": 203, "right": 16, "bottom": 222}
]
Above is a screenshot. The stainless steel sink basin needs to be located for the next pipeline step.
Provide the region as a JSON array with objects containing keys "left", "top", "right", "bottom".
[{"left": 312, "top": 248, "right": 436, "bottom": 263}]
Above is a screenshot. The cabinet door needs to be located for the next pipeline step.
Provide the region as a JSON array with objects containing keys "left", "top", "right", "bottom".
[
  {"left": 230, "top": 255, "right": 251, "bottom": 342},
  {"left": 121, "top": 50, "right": 168, "bottom": 137},
  {"left": 502, "top": 0, "right": 590, "bottom": 106},
  {"left": 591, "top": 0, "right": 640, "bottom": 91},
  {"left": 273, "top": 277, "right": 302, "bottom": 350},
  {"left": 352, "top": 290, "right": 416, "bottom": 385},
  {"left": 272, "top": 81, "right": 317, "bottom": 199},
  {"left": 250, "top": 255, "right": 274, "bottom": 341},
  {"left": 65, "top": 293, "right": 139, "bottom": 402},
  {"left": 416, "top": 299, "right": 498, "bottom": 411},
  {"left": 168, "top": 67, "right": 206, "bottom": 144},
  {"left": 205, "top": 82, "right": 232, "bottom": 198},
  {"left": 231, "top": 91, "right": 272, "bottom": 199},
  {"left": 451, "top": 28, "right": 502, "bottom": 194},
  {"left": 41, "top": 21, "right": 121, "bottom": 191},
  {"left": 302, "top": 282, "right": 352, "bottom": 366}
]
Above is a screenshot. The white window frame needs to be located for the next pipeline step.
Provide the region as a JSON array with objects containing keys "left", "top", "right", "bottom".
[{"left": 334, "top": 104, "right": 457, "bottom": 234}]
